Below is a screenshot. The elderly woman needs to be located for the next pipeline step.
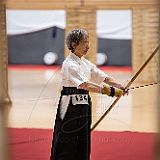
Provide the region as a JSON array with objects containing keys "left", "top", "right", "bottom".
[{"left": 50, "top": 29, "right": 125, "bottom": 160}]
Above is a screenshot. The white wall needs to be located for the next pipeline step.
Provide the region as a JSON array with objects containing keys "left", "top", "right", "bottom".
[{"left": 6, "top": 9, "right": 132, "bottom": 39}]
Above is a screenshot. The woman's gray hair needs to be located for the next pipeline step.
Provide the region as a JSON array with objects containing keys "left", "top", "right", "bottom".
[{"left": 66, "top": 29, "right": 89, "bottom": 53}]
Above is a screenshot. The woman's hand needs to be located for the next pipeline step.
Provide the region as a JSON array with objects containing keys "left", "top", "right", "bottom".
[
  {"left": 114, "top": 84, "right": 129, "bottom": 96},
  {"left": 103, "top": 84, "right": 129, "bottom": 97}
]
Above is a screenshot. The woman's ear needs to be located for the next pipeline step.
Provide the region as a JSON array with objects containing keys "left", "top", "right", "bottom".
[{"left": 71, "top": 42, "right": 77, "bottom": 49}]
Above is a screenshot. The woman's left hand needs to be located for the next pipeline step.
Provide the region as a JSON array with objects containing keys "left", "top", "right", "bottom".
[{"left": 116, "top": 84, "right": 129, "bottom": 96}]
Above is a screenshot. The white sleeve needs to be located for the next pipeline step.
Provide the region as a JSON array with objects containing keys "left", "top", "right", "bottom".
[
  {"left": 67, "top": 64, "right": 89, "bottom": 88},
  {"left": 90, "top": 64, "right": 108, "bottom": 84}
]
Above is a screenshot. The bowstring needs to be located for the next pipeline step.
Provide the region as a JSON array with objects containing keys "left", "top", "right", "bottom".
[
  {"left": 128, "top": 82, "right": 159, "bottom": 90},
  {"left": 24, "top": 45, "right": 160, "bottom": 126},
  {"left": 26, "top": 67, "right": 61, "bottom": 126}
]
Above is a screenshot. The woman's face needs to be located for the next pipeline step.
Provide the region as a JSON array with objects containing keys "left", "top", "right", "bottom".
[{"left": 73, "top": 37, "right": 89, "bottom": 58}]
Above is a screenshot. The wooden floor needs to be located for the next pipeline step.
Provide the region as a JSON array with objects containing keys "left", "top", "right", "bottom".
[{"left": 7, "top": 65, "right": 159, "bottom": 133}]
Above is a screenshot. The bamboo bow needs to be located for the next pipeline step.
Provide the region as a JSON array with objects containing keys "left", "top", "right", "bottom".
[{"left": 91, "top": 44, "right": 160, "bottom": 131}]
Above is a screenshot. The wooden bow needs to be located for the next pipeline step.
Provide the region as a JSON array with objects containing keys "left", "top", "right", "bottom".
[{"left": 91, "top": 44, "right": 160, "bottom": 131}]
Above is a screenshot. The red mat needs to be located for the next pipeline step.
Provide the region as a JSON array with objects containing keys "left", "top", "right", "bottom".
[{"left": 8, "top": 128, "right": 155, "bottom": 160}]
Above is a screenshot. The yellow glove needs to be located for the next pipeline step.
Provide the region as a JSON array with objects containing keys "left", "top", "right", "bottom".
[{"left": 103, "top": 84, "right": 124, "bottom": 97}]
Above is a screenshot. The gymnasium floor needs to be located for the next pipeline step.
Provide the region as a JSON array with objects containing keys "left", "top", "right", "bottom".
[{"left": 7, "top": 65, "right": 159, "bottom": 133}]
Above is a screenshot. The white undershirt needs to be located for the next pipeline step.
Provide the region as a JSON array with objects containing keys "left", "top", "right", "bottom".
[{"left": 61, "top": 53, "right": 108, "bottom": 88}]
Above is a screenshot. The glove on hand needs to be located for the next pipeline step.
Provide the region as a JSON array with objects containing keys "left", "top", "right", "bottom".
[{"left": 103, "top": 84, "right": 124, "bottom": 97}]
